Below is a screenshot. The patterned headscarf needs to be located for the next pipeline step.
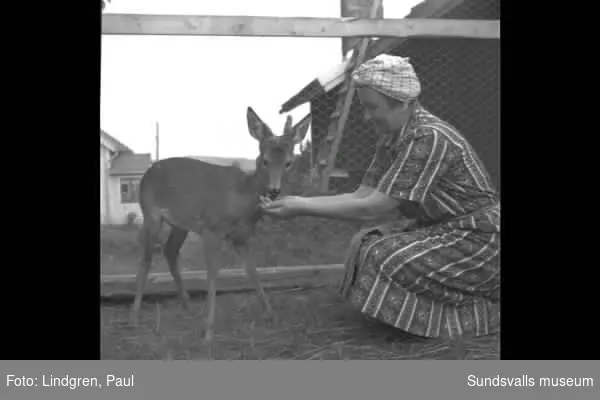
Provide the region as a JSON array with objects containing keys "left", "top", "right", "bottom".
[{"left": 351, "top": 54, "right": 421, "bottom": 102}]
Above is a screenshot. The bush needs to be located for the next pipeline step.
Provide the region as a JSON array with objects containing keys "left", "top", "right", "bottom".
[{"left": 126, "top": 212, "right": 138, "bottom": 226}]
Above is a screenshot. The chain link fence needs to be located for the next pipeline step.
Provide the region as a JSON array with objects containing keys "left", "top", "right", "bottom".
[{"left": 309, "top": 0, "right": 500, "bottom": 193}]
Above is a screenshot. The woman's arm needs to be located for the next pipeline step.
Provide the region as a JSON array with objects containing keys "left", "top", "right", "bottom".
[
  {"left": 295, "top": 190, "right": 401, "bottom": 222},
  {"left": 291, "top": 129, "right": 453, "bottom": 222},
  {"left": 306, "top": 184, "right": 374, "bottom": 204}
]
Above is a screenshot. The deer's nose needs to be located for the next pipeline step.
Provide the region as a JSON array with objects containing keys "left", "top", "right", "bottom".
[{"left": 267, "top": 188, "right": 281, "bottom": 200}]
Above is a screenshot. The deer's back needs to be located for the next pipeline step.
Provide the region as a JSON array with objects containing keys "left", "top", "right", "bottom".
[{"left": 140, "top": 157, "right": 260, "bottom": 235}]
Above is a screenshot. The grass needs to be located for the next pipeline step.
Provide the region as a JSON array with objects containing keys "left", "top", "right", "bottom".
[
  {"left": 101, "top": 217, "right": 364, "bottom": 276},
  {"left": 101, "top": 287, "right": 499, "bottom": 360}
]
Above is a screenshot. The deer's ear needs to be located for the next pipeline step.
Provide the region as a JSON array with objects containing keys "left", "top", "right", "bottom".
[
  {"left": 247, "top": 107, "right": 272, "bottom": 141},
  {"left": 291, "top": 113, "right": 311, "bottom": 144}
]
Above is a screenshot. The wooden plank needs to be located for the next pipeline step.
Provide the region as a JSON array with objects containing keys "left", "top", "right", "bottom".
[
  {"left": 102, "top": 14, "right": 500, "bottom": 39},
  {"left": 102, "top": 264, "right": 344, "bottom": 283},
  {"left": 101, "top": 264, "right": 345, "bottom": 301}
]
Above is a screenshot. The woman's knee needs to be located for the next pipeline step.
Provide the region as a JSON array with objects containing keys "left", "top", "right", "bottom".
[{"left": 350, "top": 230, "right": 366, "bottom": 247}]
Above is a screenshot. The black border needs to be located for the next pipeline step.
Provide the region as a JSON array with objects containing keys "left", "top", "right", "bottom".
[
  {"left": 3, "top": 1, "right": 590, "bottom": 361},
  {"left": 3, "top": 0, "right": 101, "bottom": 360},
  {"left": 498, "top": 2, "right": 592, "bottom": 360}
]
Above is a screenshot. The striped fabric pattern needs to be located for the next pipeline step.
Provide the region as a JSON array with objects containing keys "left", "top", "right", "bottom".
[{"left": 341, "top": 105, "right": 500, "bottom": 339}]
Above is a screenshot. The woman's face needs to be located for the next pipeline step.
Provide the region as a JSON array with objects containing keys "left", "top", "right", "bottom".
[{"left": 357, "top": 86, "right": 410, "bottom": 133}]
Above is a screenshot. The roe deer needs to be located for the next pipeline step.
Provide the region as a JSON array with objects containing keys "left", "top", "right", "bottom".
[{"left": 130, "top": 107, "right": 311, "bottom": 344}]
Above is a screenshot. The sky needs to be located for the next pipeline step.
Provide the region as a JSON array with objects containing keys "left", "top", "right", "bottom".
[{"left": 101, "top": 0, "right": 422, "bottom": 160}]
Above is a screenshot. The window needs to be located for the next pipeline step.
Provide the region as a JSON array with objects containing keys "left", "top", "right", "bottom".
[{"left": 120, "top": 177, "right": 140, "bottom": 204}]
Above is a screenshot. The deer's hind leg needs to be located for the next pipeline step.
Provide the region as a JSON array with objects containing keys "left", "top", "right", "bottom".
[
  {"left": 130, "top": 216, "right": 161, "bottom": 325},
  {"left": 163, "top": 225, "right": 190, "bottom": 311}
]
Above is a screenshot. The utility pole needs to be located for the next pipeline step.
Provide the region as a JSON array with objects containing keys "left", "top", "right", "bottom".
[{"left": 155, "top": 121, "right": 160, "bottom": 161}]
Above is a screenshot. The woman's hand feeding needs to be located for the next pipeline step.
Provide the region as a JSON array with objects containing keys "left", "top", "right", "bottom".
[{"left": 259, "top": 196, "right": 304, "bottom": 218}]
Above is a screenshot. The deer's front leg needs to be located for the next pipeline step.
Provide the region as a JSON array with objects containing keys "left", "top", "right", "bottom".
[{"left": 232, "top": 243, "right": 272, "bottom": 315}]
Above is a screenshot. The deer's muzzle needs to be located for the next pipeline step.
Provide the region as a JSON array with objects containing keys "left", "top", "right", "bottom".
[{"left": 266, "top": 188, "right": 281, "bottom": 200}]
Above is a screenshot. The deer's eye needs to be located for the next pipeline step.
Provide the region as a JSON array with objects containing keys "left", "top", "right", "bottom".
[
  {"left": 285, "top": 161, "right": 292, "bottom": 168},
  {"left": 262, "top": 159, "right": 269, "bottom": 167}
]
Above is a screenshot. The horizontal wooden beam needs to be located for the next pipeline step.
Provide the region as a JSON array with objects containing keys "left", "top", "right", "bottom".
[
  {"left": 102, "top": 264, "right": 344, "bottom": 283},
  {"left": 102, "top": 14, "right": 500, "bottom": 39},
  {"left": 101, "top": 264, "right": 345, "bottom": 301}
]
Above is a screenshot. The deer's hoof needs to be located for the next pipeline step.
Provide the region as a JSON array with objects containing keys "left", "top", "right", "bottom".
[{"left": 203, "top": 329, "right": 214, "bottom": 344}]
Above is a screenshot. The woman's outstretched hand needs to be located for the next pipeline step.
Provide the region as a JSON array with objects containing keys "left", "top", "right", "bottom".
[{"left": 259, "top": 195, "right": 305, "bottom": 218}]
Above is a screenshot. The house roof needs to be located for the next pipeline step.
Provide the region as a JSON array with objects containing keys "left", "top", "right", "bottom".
[
  {"left": 280, "top": 0, "right": 467, "bottom": 113},
  {"left": 110, "top": 153, "right": 152, "bottom": 175},
  {"left": 187, "top": 156, "right": 256, "bottom": 172},
  {"left": 101, "top": 130, "right": 132, "bottom": 152}
]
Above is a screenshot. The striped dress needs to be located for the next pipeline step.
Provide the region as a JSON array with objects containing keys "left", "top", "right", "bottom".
[{"left": 339, "top": 105, "right": 500, "bottom": 339}]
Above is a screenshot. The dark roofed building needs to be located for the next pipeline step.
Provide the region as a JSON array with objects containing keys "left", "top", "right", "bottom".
[
  {"left": 110, "top": 153, "right": 153, "bottom": 176},
  {"left": 100, "top": 129, "right": 152, "bottom": 225}
]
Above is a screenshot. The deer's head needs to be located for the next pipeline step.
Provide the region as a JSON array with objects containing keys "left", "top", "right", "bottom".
[{"left": 246, "top": 107, "right": 311, "bottom": 200}]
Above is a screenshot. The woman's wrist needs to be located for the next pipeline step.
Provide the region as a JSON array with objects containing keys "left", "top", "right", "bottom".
[{"left": 295, "top": 196, "right": 312, "bottom": 216}]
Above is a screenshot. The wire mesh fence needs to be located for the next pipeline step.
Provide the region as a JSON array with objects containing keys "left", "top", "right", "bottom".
[{"left": 310, "top": 0, "right": 500, "bottom": 194}]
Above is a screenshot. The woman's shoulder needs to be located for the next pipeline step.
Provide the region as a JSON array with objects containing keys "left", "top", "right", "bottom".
[
  {"left": 411, "top": 109, "right": 470, "bottom": 151},
  {"left": 413, "top": 107, "right": 449, "bottom": 129}
]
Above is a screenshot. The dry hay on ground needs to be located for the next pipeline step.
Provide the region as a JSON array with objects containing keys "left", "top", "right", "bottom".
[{"left": 101, "top": 287, "right": 499, "bottom": 360}]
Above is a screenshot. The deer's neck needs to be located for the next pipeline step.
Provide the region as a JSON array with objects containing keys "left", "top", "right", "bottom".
[
  {"left": 233, "top": 168, "right": 266, "bottom": 219},
  {"left": 235, "top": 165, "right": 267, "bottom": 195},
  {"left": 229, "top": 168, "right": 266, "bottom": 227}
]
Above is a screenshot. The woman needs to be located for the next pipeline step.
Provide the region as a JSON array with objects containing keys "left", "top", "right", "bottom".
[{"left": 261, "top": 55, "right": 500, "bottom": 340}]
